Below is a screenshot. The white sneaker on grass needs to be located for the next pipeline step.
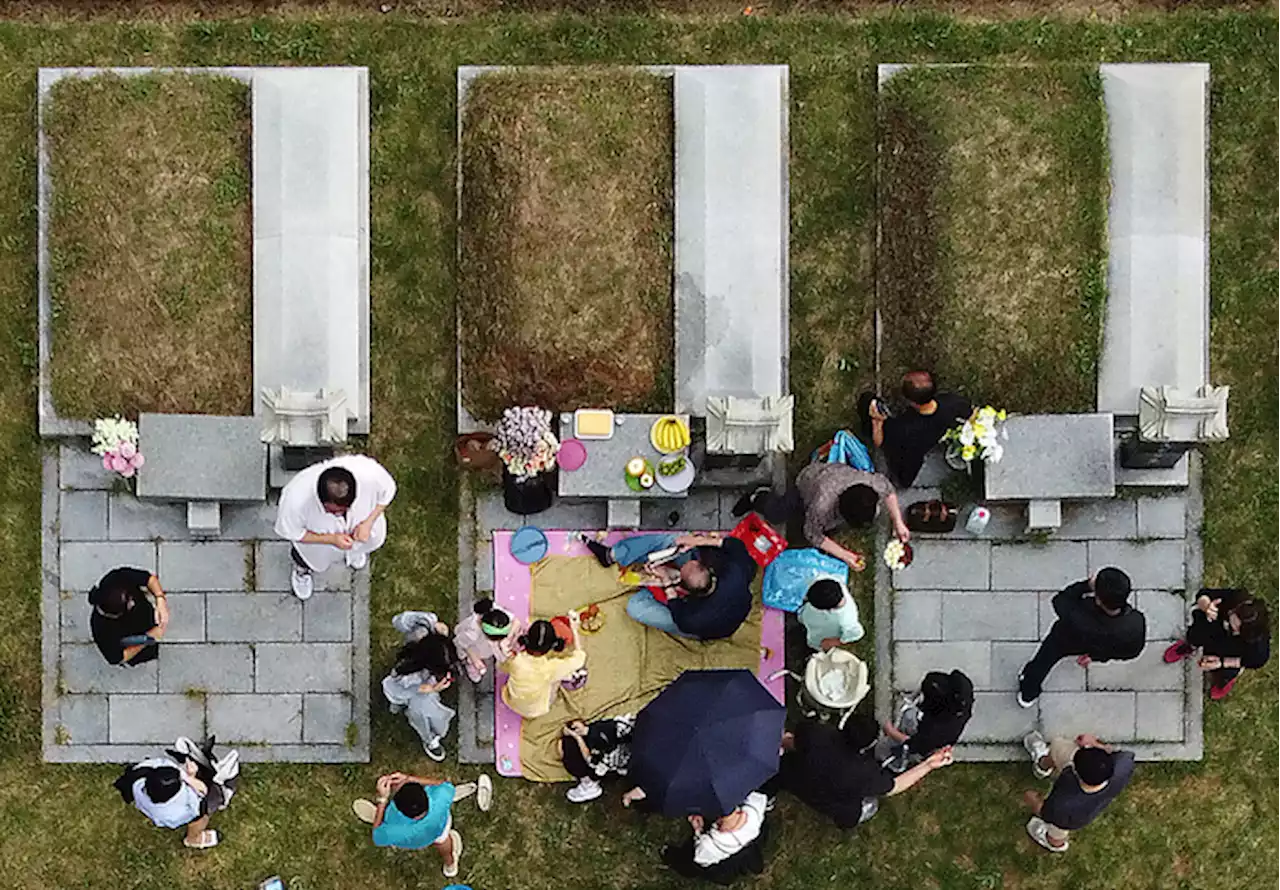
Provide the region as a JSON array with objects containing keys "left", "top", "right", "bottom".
[
  {"left": 346, "top": 550, "right": 368, "bottom": 570},
  {"left": 1026, "top": 816, "right": 1068, "bottom": 853},
  {"left": 1023, "top": 731, "right": 1053, "bottom": 779},
  {"left": 566, "top": 777, "right": 603, "bottom": 803},
  {"left": 291, "top": 566, "right": 314, "bottom": 601},
  {"left": 424, "top": 737, "right": 446, "bottom": 762}
]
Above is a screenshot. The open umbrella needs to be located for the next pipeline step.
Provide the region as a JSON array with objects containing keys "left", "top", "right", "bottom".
[{"left": 630, "top": 668, "right": 785, "bottom": 817}]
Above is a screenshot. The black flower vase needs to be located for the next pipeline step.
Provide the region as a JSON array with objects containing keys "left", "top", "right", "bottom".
[{"left": 502, "top": 467, "right": 555, "bottom": 515}]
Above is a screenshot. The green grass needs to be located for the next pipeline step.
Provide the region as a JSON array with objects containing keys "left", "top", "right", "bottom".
[
  {"left": 44, "top": 72, "right": 253, "bottom": 419},
  {"left": 459, "top": 69, "right": 674, "bottom": 420},
  {"left": 877, "top": 64, "right": 1108, "bottom": 413},
  {"left": 0, "top": 11, "right": 1273, "bottom": 890}
]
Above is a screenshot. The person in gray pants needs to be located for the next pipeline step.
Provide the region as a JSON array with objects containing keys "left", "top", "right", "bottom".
[{"left": 383, "top": 611, "right": 458, "bottom": 762}]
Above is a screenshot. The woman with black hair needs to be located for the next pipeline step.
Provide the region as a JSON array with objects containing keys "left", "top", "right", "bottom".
[
  {"left": 1164, "top": 589, "right": 1271, "bottom": 699},
  {"left": 500, "top": 616, "right": 587, "bottom": 718},
  {"left": 383, "top": 610, "right": 459, "bottom": 761},
  {"left": 87, "top": 567, "right": 170, "bottom": 666},
  {"left": 881, "top": 670, "right": 975, "bottom": 773},
  {"left": 453, "top": 597, "right": 521, "bottom": 682}
]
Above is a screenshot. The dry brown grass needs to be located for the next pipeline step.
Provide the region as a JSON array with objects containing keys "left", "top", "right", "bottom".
[
  {"left": 45, "top": 72, "right": 252, "bottom": 418},
  {"left": 877, "top": 65, "right": 1108, "bottom": 413},
  {"left": 458, "top": 69, "right": 673, "bottom": 420}
]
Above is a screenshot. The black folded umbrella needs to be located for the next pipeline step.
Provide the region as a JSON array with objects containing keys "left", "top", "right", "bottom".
[{"left": 630, "top": 668, "right": 785, "bottom": 817}]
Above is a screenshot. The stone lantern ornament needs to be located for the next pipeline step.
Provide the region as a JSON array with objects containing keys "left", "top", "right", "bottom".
[{"left": 1121, "top": 384, "right": 1229, "bottom": 469}]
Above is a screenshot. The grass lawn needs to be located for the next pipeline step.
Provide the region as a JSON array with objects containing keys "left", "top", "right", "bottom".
[
  {"left": 459, "top": 69, "right": 673, "bottom": 421},
  {"left": 44, "top": 72, "right": 253, "bottom": 419},
  {"left": 0, "top": 11, "right": 1273, "bottom": 890},
  {"left": 877, "top": 64, "right": 1108, "bottom": 413}
]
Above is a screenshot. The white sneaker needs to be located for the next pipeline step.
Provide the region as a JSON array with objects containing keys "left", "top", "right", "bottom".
[
  {"left": 291, "top": 566, "right": 314, "bottom": 601},
  {"left": 1023, "top": 731, "right": 1052, "bottom": 779},
  {"left": 1026, "top": 816, "right": 1068, "bottom": 852},
  {"left": 566, "top": 777, "right": 603, "bottom": 803},
  {"left": 346, "top": 550, "right": 368, "bottom": 570},
  {"left": 424, "top": 737, "right": 446, "bottom": 762}
]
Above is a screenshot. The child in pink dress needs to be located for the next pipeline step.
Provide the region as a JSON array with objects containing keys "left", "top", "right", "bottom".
[{"left": 453, "top": 597, "right": 521, "bottom": 682}]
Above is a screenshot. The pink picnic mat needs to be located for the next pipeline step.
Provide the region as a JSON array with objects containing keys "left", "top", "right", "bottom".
[{"left": 491, "top": 529, "right": 786, "bottom": 778}]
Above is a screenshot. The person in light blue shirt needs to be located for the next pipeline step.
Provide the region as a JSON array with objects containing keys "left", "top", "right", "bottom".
[
  {"left": 371, "top": 772, "right": 462, "bottom": 877},
  {"left": 797, "top": 579, "right": 864, "bottom": 651}
]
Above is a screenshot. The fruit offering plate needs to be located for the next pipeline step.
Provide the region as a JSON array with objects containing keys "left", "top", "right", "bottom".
[
  {"left": 649, "top": 415, "right": 691, "bottom": 454},
  {"left": 655, "top": 454, "right": 696, "bottom": 493},
  {"left": 624, "top": 457, "right": 656, "bottom": 492}
]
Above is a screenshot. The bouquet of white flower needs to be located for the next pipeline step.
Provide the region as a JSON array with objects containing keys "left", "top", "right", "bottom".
[
  {"left": 943, "top": 405, "right": 1008, "bottom": 466},
  {"left": 91, "top": 415, "right": 145, "bottom": 478},
  {"left": 491, "top": 406, "right": 560, "bottom": 480}
]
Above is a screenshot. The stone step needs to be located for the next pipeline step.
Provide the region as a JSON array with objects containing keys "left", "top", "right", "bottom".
[
  {"left": 252, "top": 67, "right": 370, "bottom": 434},
  {"left": 1097, "top": 64, "right": 1209, "bottom": 416},
  {"left": 673, "top": 65, "right": 789, "bottom": 417}
]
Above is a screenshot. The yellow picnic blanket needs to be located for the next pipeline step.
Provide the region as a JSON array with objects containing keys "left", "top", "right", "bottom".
[{"left": 518, "top": 555, "right": 764, "bottom": 782}]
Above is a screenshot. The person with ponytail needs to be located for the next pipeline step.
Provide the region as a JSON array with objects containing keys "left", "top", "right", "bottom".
[
  {"left": 881, "top": 669, "right": 974, "bottom": 773},
  {"left": 453, "top": 597, "right": 521, "bottom": 682},
  {"left": 383, "top": 610, "right": 460, "bottom": 762},
  {"left": 500, "top": 616, "right": 587, "bottom": 719}
]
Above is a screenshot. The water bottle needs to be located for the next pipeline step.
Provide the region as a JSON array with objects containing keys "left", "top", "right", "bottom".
[{"left": 965, "top": 505, "right": 991, "bottom": 536}]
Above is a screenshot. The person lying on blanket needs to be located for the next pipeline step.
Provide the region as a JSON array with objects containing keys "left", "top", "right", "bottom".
[{"left": 582, "top": 532, "right": 757, "bottom": 641}]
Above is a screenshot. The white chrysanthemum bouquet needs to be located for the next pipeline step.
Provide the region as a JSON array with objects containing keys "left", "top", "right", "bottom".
[
  {"left": 491, "top": 406, "right": 559, "bottom": 480},
  {"left": 943, "top": 405, "right": 1008, "bottom": 465},
  {"left": 91, "top": 415, "right": 145, "bottom": 478}
]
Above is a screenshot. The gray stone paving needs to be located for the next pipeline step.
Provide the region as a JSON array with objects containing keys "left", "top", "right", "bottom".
[
  {"left": 880, "top": 456, "right": 1203, "bottom": 760},
  {"left": 43, "top": 444, "right": 369, "bottom": 763}
]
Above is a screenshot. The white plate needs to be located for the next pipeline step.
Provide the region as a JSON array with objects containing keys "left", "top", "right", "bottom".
[{"left": 655, "top": 458, "right": 696, "bottom": 493}]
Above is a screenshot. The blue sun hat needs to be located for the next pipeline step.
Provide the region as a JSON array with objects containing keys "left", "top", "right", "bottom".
[{"left": 510, "top": 525, "right": 549, "bottom": 564}]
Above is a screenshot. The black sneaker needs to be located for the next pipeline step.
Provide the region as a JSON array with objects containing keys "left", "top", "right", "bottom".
[
  {"left": 579, "top": 535, "right": 615, "bottom": 568},
  {"left": 1016, "top": 671, "right": 1038, "bottom": 709}
]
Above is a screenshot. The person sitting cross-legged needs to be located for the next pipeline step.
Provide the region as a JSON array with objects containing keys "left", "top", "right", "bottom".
[
  {"left": 1164, "top": 588, "right": 1271, "bottom": 700},
  {"left": 856, "top": 370, "right": 973, "bottom": 488},
  {"left": 614, "top": 533, "right": 757, "bottom": 641},
  {"left": 1021, "top": 731, "right": 1135, "bottom": 853},
  {"left": 275, "top": 454, "right": 397, "bottom": 601},
  {"left": 1017, "top": 568, "right": 1145, "bottom": 708}
]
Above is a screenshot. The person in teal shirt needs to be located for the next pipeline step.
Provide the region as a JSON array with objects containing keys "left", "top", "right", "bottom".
[
  {"left": 797, "top": 579, "right": 864, "bottom": 651},
  {"left": 371, "top": 772, "right": 462, "bottom": 877}
]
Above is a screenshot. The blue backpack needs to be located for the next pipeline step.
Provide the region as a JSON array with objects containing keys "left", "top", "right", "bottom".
[{"left": 811, "top": 429, "right": 874, "bottom": 472}]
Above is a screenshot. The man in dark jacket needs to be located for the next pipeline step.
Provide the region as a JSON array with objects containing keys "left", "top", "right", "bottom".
[
  {"left": 624, "top": 534, "right": 757, "bottom": 641},
  {"left": 1017, "top": 568, "right": 1145, "bottom": 707}
]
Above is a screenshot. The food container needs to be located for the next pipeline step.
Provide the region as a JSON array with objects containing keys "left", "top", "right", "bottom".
[{"left": 574, "top": 408, "right": 615, "bottom": 440}]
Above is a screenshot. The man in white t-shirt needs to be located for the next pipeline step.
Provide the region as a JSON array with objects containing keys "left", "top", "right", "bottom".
[{"left": 275, "top": 454, "right": 397, "bottom": 600}]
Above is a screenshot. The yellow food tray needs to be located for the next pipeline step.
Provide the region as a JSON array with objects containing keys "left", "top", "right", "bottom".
[{"left": 573, "top": 408, "right": 615, "bottom": 440}]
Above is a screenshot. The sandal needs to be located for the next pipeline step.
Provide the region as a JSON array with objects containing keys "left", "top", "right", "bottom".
[
  {"left": 183, "top": 829, "right": 219, "bottom": 850},
  {"left": 351, "top": 799, "right": 378, "bottom": 824},
  {"left": 476, "top": 774, "right": 493, "bottom": 812},
  {"left": 443, "top": 829, "right": 462, "bottom": 878}
]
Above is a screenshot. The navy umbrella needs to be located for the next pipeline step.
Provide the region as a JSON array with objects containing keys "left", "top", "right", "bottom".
[{"left": 630, "top": 668, "right": 785, "bottom": 817}]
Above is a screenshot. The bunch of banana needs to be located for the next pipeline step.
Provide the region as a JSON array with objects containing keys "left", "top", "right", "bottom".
[{"left": 651, "top": 416, "right": 691, "bottom": 454}]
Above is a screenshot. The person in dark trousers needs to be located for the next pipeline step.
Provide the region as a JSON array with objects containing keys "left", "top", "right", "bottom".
[
  {"left": 88, "top": 567, "right": 170, "bottom": 666},
  {"left": 1164, "top": 589, "right": 1271, "bottom": 699},
  {"left": 1021, "top": 731, "right": 1136, "bottom": 853},
  {"left": 766, "top": 715, "right": 953, "bottom": 831},
  {"left": 559, "top": 715, "right": 635, "bottom": 804},
  {"left": 857, "top": 370, "right": 972, "bottom": 488},
  {"left": 1017, "top": 568, "right": 1144, "bottom": 708},
  {"left": 881, "top": 669, "right": 974, "bottom": 772}
]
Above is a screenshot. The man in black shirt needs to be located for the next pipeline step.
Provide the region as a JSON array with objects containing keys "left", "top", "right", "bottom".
[
  {"left": 624, "top": 534, "right": 757, "bottom": 641},
  {"left": 768, "top": 715, "right": 953, "bottom": 830},
  {"left": 88, "top": 567, "right": 171, "bottom": 666},
  {"left": 1017, "top": 568, "right": 1144, "bottom": 707},
  {"left": 1021, "top": 731, "right": 1135, "bottom": 852},
  {"left": 857, "top": 371, "right": 972, "bottom": 488}
]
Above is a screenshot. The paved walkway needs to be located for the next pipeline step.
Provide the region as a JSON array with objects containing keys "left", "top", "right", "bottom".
[
  {"left": 877, "top": 453, "right": 1203, "bottom": 761},
  {"left": 42, "top": 443, "right": 370, "bottom": 763}
]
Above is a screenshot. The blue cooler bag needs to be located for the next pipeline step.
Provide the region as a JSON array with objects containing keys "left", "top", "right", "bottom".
[{"left": 762, "top": 548, "right": 849, "bottom": 613}]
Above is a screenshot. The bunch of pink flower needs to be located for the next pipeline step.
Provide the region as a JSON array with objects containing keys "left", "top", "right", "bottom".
[{"left": 91, "top": 416, "right": 145, "bottom": 479}]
